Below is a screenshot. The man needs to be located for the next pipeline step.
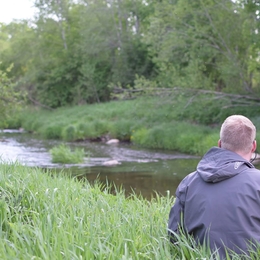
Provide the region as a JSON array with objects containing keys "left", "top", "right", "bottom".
[{"left": 168, "top": 115, "right": 260, "bottom": 258}]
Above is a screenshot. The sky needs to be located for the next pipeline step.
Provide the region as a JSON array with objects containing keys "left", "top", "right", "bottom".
[{"left": 0, "top": 0, "right": 36, "bottom": 24}]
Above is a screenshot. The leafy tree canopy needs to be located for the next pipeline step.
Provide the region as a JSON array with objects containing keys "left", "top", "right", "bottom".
[
  {"left": 0, "top": 64, "right": 25, "bottom": 128},
  {"left": 0, "top": 0, "right": 259, "bottom": 109}
]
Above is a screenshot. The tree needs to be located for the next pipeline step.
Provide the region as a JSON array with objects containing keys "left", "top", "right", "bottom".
[
  {"left": 145, "top": 0, "right": 260, "bottom": 94},
  {"left": 0, "top": 65, "right": 24, "bottom": 128},
  {"left": 0, "top": 0, "right": 156, "bottom": 108},
  {"left": 0, "top": 21, "right": 34, "bottom": 79},
  {"left": 25, "top": 0, "right": 80, "bottom": 107},
  {"left": 236, "top": 0, "right": 260, "bottom": 92}
]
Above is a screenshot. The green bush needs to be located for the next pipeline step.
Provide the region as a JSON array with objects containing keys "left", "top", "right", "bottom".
[
  {"left": 20, "top": 115, "right": 40, "bottom": 132},
  {"left": 197, "top": 133, "right": 220, "bottom": 155},
  {"left": 76, "top": 122, "right": 91, "bottom": 139},
  {"left": 131, "top": 127, "right": 149, "bottom": 145},
  {"left": 175, "top": 133, "right": 205, "bottom": 154},
  {"left": 42, "top": 124, "right": 64, "bottom": 139},
  {"left": 142, "top": 126, "right": 166, "bottom": 149},
  {"left": 76, "top": 121, "right": 105, "bottom": 139},
  {"left": 109, "top": 120, "right": 133, "bottom": 140},
  {"left": 93, "top": 120, "right": 109, "bottom": 136},
  {"left": 50, "top": 144, "right": 85, "bottom": 164},
  {"left": 130, "top": 121, "right": 215, "bottom": 155},
  {"left": 174, "top": 94, "right": 225, "bottom": 125},
  {"left": 61, "top": 125, "right": 77, "bottom": 141}
]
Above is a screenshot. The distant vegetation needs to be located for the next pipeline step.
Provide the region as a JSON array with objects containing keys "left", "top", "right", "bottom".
[
  {"left": 1, "top": 0, "right": 260, "bottom": 154},
  {"left": 0, "top": 66, "right": 24, "bottom": 128},
  {"left": 0, "top": 0, "right": 260, "bottom": 112},
  {"left": 8, "top": 94, "right": 260, "bottom": 156}
]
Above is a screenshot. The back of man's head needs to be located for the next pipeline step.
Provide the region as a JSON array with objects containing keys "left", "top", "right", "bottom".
[{"left": 220, "top": 115, "right": 256, "bottom": 154}]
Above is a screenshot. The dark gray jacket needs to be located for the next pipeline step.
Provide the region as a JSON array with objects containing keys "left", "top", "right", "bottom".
[{"left": 168, "top": 147, "right": 260, "bottom": 258}]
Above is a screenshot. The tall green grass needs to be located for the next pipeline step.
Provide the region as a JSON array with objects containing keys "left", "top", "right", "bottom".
[
  {"left": 50, "top": 144, "right": 85, "bottom": 164},
  {"left": 0, "top": 162, "right": 257, "bottom": 259},
  {"left": 0, "top": 162, "right": 174, "bottom": 259}
]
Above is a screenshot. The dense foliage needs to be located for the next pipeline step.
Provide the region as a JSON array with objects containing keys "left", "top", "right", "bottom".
[
  {"left": 0, "top": 0, "right": 259, "bottom": 109},
  {"left": 0, "top": 65, "right": 24, "bottom": 128}
]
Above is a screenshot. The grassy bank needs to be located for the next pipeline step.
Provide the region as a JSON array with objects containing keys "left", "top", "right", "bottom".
[
  {"left": 0, "top": 162, "right": 257, "bottom": 259},
  {"left": 0, "top": 162, "right": 171, "bottom": 259},
  {"left": 8, "top": 95, "right": 260, "bottom": 156}
]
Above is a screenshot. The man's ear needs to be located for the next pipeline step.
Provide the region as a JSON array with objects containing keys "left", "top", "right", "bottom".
[
  {"left": 252, "top": 140, "right": 257, "bottom": 153},
  {"left": 218, "top": 139, "right": 221, "bottom": 148}
]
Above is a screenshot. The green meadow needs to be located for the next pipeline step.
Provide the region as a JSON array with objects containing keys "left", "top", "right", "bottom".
[{"left": 8, "top": 95, "right": 260, "bottom": 156}]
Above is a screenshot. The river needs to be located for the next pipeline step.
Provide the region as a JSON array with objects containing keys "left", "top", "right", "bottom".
[{"left": 0, "top": 130, "right": 200, "bottom": 199}]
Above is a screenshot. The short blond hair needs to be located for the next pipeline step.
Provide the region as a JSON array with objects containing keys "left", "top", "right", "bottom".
[{"left": 220, "top": 115, "right": 256, "bottom": 154}]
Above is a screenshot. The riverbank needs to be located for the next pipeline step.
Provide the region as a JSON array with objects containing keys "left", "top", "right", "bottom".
[
  {"left": 7, "top": 95, "right": 260, "bottom": 156},
  {"left": 0, "top": 162, "right": 256, "bottom": 259}
]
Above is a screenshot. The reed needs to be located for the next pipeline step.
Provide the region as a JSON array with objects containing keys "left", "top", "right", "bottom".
[
  {"left": 50, "top": 144, "right": 85, "bottom": 164},
  {"left": 0, "top": 162, "right": 256, "bottom": 259}
]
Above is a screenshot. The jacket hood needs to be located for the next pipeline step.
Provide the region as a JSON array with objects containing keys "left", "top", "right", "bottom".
[{"left": 197, "top": 147, "right": 254, "bottom": 183}]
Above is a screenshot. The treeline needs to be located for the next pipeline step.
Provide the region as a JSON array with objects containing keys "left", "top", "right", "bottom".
[{"left": 0, "top": 0, "right": 260, "bottom": 109}]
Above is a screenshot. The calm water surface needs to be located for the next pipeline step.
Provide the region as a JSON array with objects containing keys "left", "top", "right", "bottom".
[{"left": 0, "top": 130, "right": 200, "bottom": 199}]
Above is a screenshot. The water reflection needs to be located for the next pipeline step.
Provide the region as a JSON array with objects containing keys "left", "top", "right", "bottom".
[
  {"left": 66, "top": 159, "right": 199, "bottom": 199},
  {"left": 0, "top": 131, "right": 200, "bottom": 199}
]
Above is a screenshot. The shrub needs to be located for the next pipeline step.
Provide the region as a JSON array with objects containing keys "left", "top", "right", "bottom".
[
  {"left": 93, "top": 120, "right": 109, "bottom": 136},
  {"left": 42, "top": 124, "right": 64, "bottom": 139},
  {"left": 50, "top": 144, "right": 85, "bottom": 164},
  {"left": 143, "top": 126, "right": 165, "bottom": 149},
  {"left": 61, "top": 125, "right": 77, "bottom": 141},
  {"left": 76, "top": 122, "right": 87, "bottom": 139},
  {"left": 76, "top": 122, "right": 103, "bottom": 139},
  {"left": 197, "top": 133, "right": 220, "bottom": 155},
  {"left": 131, "top": 128, "right": 149, "bottom": 145},
  {"left": 109, "top": 120, "right": 133, "bottom": 141}
]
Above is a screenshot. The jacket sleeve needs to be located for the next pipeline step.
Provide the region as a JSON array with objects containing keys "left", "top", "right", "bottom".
[
  {"left": 168, "top": 179, "right": 188, "bottom": 242},
  {"left": 168, "top": 196, "right": 184, "bottom": 241}
]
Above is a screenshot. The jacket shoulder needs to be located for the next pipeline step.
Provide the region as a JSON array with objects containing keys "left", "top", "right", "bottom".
[{"left": 176, "top": 171, "right": 198, "bottom": 202}]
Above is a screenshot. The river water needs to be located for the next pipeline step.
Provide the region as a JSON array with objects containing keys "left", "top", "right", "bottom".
[{"left": 0, "top": 130, "right": 200, "bottom": 199}]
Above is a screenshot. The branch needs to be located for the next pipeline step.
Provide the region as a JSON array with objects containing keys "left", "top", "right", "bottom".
[{"left": 27, "top": 95, "right": 54, "bottom": 111}]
